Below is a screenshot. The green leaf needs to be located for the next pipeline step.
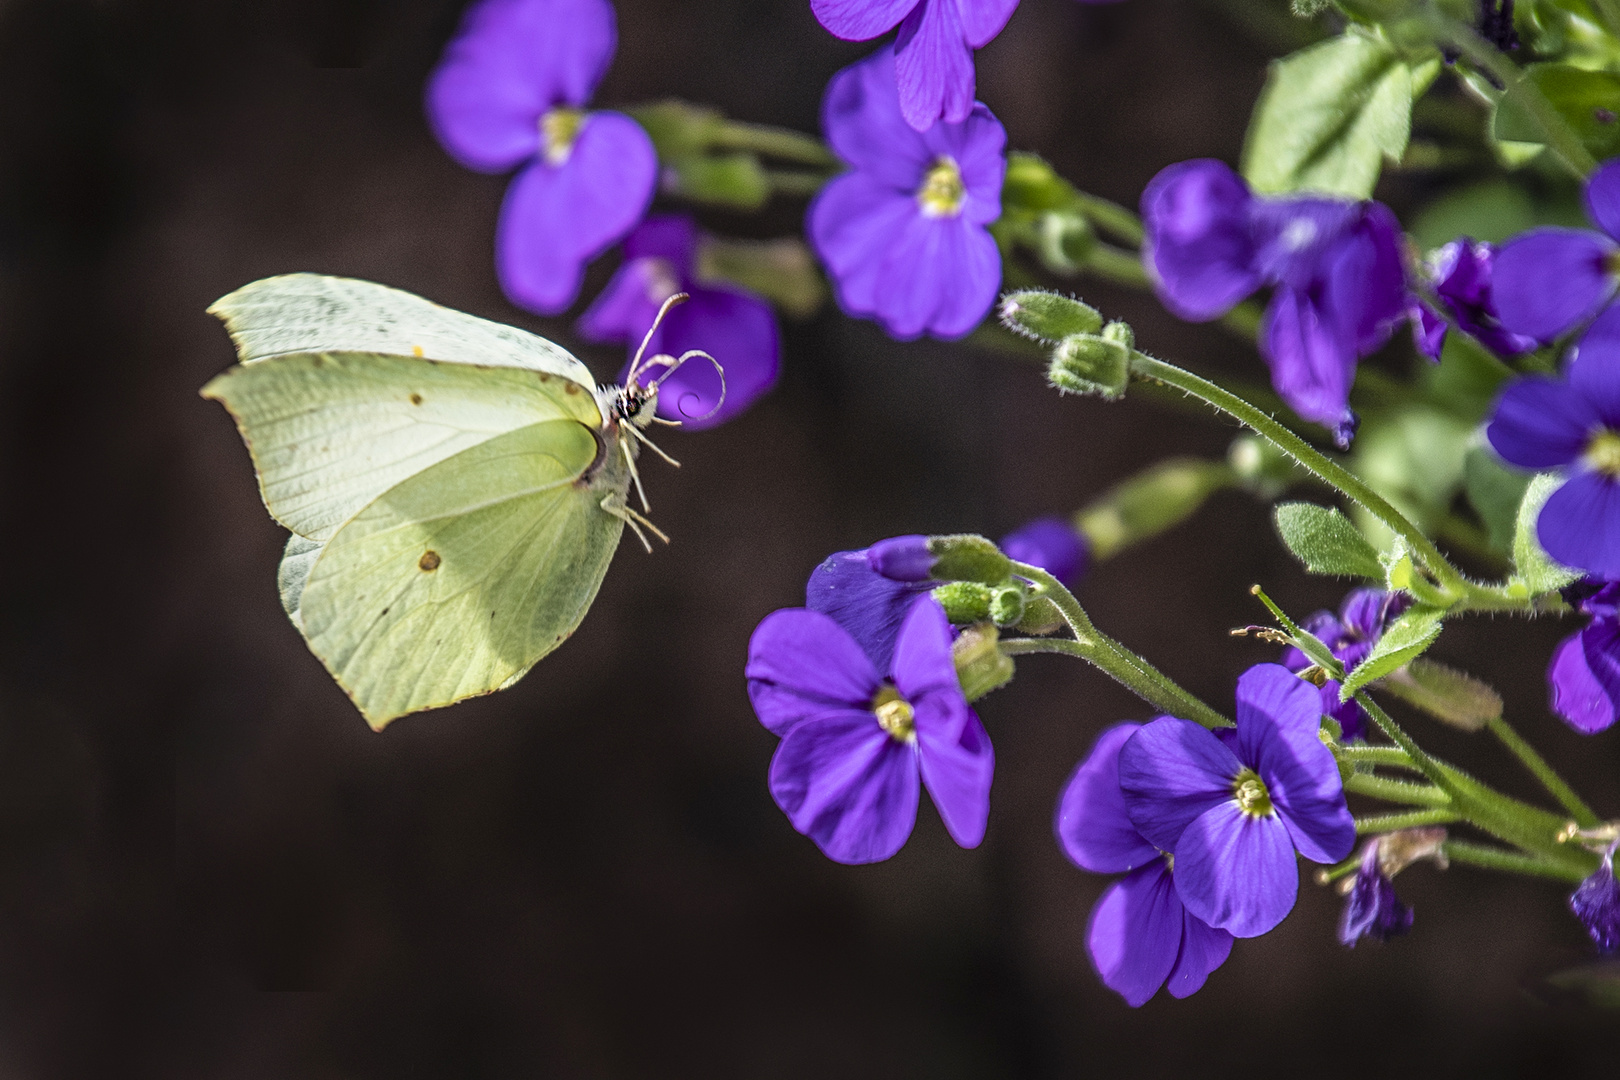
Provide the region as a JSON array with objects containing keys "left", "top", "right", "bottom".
[
  {"left": 1273, "top": 502, "right": 1384, "bottom": 579},
  {"left": 1493, "top": 64, "right": 1620, "bottom": 162},
  {"left": 1340, "top": 605, "right": 1445, "bottom": 698},
  {"left": 1513, "top": 473, "right": 1582, "bottom": 594},
  {"left": 1463, "top": 445, "right": 1531, "bottom": 554},
  {"left": 1378, "top": 658, "right": 1502, "bottom": 732},
  {"left": 1242, "top": 31, "right": 1413, "bottom": 198}
]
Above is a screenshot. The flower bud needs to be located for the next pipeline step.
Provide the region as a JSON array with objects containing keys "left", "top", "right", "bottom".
[
  {"left": 1048, "top": 331, "right": 1129, "bottom": 400},
  {"left": 1015, "top": 596, "right": 1066, "bottom": 635},
  {"left": 932, "top": 581, "right": 992, "bottom": 624},
  {"left": 927, "top": 533, "right": 1012, "bottom": 584},
  {"left": 1036, "top": 211, "right": 1096, "bottom": 273},
  {"left": 998, "top": 290, "right": 1103, "bottom": 344},
  {"left": 867, "top": 535, "right": 935, "bottom": 582},
  {"left": 989, "top": 584, "right": 1026, "bottom": 627},
  {"left": 952, "top": 622, "right": 1015, "bottom": 702},
  {"left": 1074, "top": 458, "right": 1233, "bottom": 561}
]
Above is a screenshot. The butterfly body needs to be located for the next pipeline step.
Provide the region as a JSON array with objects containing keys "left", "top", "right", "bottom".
[{"left": 203, "top": 274, "right": 659, "bottom": 729}]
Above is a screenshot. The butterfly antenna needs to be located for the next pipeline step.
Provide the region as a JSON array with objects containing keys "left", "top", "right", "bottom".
[
  {"left": 647, "top": 350, "right": 727, "bottom": 423},
  {"left": 622, "top": 421, "right": 681, "bottom": 468},
  {"left": 619, "top": 438, "right": 652, "bottom": 513},
  {"left": 628, "top": 293, "right": 690, "bottom": 389}
]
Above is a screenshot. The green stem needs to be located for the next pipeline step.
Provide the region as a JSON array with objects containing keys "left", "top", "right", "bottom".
[
  {"left": 763, "top": 170, "right": 830, "bottom": 196},
  {"left": 1343, "top": 772, "right": 1453, "bottom": 808},
  {"left": 711, "top": 120, "right": 838, "bottom": 167},
  {"left": 1593, "top": 0, "right": 1620, "bottom": 38},
  {"left": 1072, "top": 193, "right": 1144, "bottom": 247},
  {"left": 1126, "top": 351, "right": 1472, "bottom": 596},
  {"left": 1355, "top": 808, "right": 1461, "bottom": 833},
  {"left": 1442, "top": 840, "right": 1589, "bottom": 884},
  {"left": 1422, "top": 7, "right": 1596, "bottom": 179},
  {"left": 1004, "top": 562, "right": 1231, "bottom": 729},
  {"left": 1336, "top": 744, "right": 1419, "bottom": 771},
  {"left": 1082, "top": 244, "right": 1151, "bottom": 288},
  {"left": 1486, "top": 715, "right": 1600, "bottom": 828}
]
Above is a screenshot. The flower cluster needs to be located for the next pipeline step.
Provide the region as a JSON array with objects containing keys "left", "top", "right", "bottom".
[
  {"left": 1409, "top": 238, "right": 1534, "bottom": 361},
  {"left": 1141, "top": 159, "right": 1406, "bottom": 445},
  {"left": 1280, "top": 588, "right": 1411, "bottom": 742}
]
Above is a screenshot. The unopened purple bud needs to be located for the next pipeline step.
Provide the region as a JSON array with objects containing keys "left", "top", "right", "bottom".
[
  {"left": 867, "top": 535, "right": 935, "bottom": 582},
  {"left": 1570, "top": 856, "right": 1620, "bottom": 954},
  {"left": 1339, "top": 840, "right": 1414, "bottom": 946},
  {"left": 999, "top": 517, "right": 1090, "bottom": 588}
]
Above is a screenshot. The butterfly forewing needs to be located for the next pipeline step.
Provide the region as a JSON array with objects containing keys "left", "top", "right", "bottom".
[{"left": 296, "top": 418, "right": 627, "bottom": 728}]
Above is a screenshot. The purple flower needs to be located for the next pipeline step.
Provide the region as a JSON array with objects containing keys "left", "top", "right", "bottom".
[
  {"left": 1570, "top": 848, "right": 1620, "bottom": 954},
  {"left": 578, "top": 215, "right": 780, "bottom": 429},
  {"left": 1548, "top": 580, "right": 1620, "bottom": 734},
  {"left": 1056, "top": 724, "right": 1233, "bottom": 1006},
  {"left": 1493, "top": 158, "right": 1620, "bottom": 342},
  {"left": 999, "top": 517, "right": 1089, "bottom": 588},
  {"left": 1117, "top": 664, "right": 1356, "bottom": 937},
  {"left": 808, "top": 47, "right": 1006, "bottom": 341},
  {"left": 426, "top": 0, "right": 657, "bottom": 314},
  {"left": 1485, "top": 306, "right": 1620, "bottom": 577},
  {"left": 1280, "top": 588, "right": 1412, "bottom": 742},
  {"left": 1141, "top": 159, "right": 1407, "bottom": 446},
  {"left": 1411, "top": 238, "right": 1536, "bottom": 360},
  {"left": 1338, "top": 838, "right": 1414, "bottom": 946},
  {"left": 810, "top": 0, "right": 1019, "bottom": 131},
  {"left": 746, "top": 596, "right": 993, "bottom": 864},
  {"left": 806, "top": 541, "right": 935, "bottom": 673}
]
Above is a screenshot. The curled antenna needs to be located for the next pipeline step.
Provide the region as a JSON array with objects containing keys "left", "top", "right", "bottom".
[
  {"left": 627, "top": 292, "right": 690, "bottom": 389},
  {"left": 646, "top": 349, "right": 727, "bottom": 423}
]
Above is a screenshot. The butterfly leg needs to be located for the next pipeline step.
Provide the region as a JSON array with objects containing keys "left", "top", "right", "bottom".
[{"left": 600, "top": 493, "right": 670, "bottom": 552}]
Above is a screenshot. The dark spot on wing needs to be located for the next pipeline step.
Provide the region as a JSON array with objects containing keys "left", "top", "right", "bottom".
[
  {"left": 418, "top": 551, "right": 441, "bottom": 572},
  {"left": 538, "top": 373, "right": 551, "bottom": 383},
  {"left": 564, "top": 382, "right": 579, "bottom": 395},
  {"left": 409, "top": 393, "right": 423, "bottom": 405}
]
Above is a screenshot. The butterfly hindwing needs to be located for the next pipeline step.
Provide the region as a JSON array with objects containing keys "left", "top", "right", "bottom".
[{"left": 296, "top": 418, "right": 628, "bottom": 728}]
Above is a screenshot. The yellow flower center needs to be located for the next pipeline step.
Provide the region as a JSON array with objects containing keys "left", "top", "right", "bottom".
[
  {"left": 916, "top": 157, "right": 966, "bottom": 218},
  {"left": 1233, "top": 768, "right": 1274, "bottom": 817},
  {"left": 1587, "top": 429, "right": 1620, "bottom": 478},
  {"left": 540, "top": 108, "right": 585, "bottom": 166},
  {"left": 872, "top": 684, "right": 916, "bottom": 742}
]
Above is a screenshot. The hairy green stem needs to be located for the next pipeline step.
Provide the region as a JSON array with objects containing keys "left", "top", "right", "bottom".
[
  {"left": 1355, "top": 808, "right": 1461, "bottom": 833},
  {"left": 1336, "top": 744, "right": 1419, "bottom": 771},
  {"left": 1442, "top": 841, "right": 1589, "bottom": 884},
  {"left": 1072, "top": 192, "right": 1144, "bottom": 246},
  {"left": 1486, "top": 715, "right": 1600, "bottom": 828},
  {"left": 1127, "top": 352, "right": 1472, "bottom": 595},
  {"left": 1082, "top": 244, "right": 1151, "bottom": 288},
  {"left": 711, "top": 120, "right": 838, "bottom": 167},
  {"left": 1343, "top": 772, "right": 1453, "bottom": 808}
]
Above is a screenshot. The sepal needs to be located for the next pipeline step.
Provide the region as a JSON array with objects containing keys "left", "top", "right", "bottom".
[{"left": 952, "top": 623, "right": 1015, "bottom": 702}]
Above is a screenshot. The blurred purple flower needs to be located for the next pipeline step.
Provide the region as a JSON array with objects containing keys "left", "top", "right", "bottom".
[
  {"left": 1141, "top": 159, "right": 1406, "bottom": 447},
  {"left": 746, "top": 596, "right": 993, "bottom": 864},
  {"left": 1493, "top": 158, "right": 1620, "bottom": 342},
  {"left": 1056, "top": 723, "right": 1233, "bottom": 1006},
  {"left": 1000, "top": 516, "right": 1089, "bottom": 587},
  {"left": 808, "top": 47, "right": 1006, "bottom": 341},
  {"left": 1571, "top": 848, "right": 1620, "bottom": 954},
  {"left": 1411, "top": 238, "right": 1536, "bottom": 360},
  {"left": 1117, "top": 664, "right": 1355, "bottom": 938},
  {"left": 809, "top": 0, "right": 1019, "bottom": 131},
  {"left": 1280, "top": 588, "right": 1412, "bottom": 742},
  {"left": 578, "top": 215, "right": 780, "bottom": 429},
  {"left": 1486, "top": 306, "right": 1620, "bottom": 578},
  {"left": 1338, "top": 837, "right": 1414, "bottom": 946},
  {"left": 805, "top": 543, "right": 935, "bottom": 673},
  {"left": 426, "top": 0, "right": 657, "bottom": 314},
  {"left": 1548, "top": 580, "right": 1620, "bottom": 735}
]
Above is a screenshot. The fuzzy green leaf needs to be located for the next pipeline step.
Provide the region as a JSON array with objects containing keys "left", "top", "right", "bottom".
[
  {"left": 1513, "top": 473, "right": 1582, "bottom": 594},
  {"left": 1273, "top": 502, "right": 1385, "bottom": 579},
  {"left": 1340, "top": 605, "right": 1445, "bottom": 698}
]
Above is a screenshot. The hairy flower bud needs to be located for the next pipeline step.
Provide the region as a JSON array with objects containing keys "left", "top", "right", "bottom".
[
  {"left": 927, "top": 534, "right": 1013, "bottom": 584},
  {"left": 1075, "top": 458, "right": 1233, "bottom": 561},
  {"left": 989, "top": 584, "right": 1026, "bottom": 627},
  {"left": 952, "top": 622, "right": 1015, "bottom": 702},
  {"left": 999, "top": 289, "right": 1103, "bottom": 343},
  {"left": 932, "top": 581, "right": 992, "bottom": 624},
  {"left": 1048, "top": 330, "right": 1130, "bottom": 400},
  {"left": 1016, "top": 596, "right": 1066, "bottom": 635}
]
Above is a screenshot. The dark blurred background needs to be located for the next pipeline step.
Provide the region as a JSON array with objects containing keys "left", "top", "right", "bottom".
[{"left": 1, "top": 0, "right": 1618, "bottom": 1076}]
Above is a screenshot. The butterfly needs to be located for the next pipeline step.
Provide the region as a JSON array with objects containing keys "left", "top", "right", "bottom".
[{"left": 202, "top": 273, "right": 716, "bottom": 729}]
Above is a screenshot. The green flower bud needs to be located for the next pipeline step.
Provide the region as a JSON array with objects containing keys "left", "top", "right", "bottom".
[
  {"left": 952, "top": 622, "right": 1015, "bottom": 702},
  {"left": 1074, "top": 458, "right": 1233, "bottom": 561},
  {"left": 1101, "top": 319, "right": 1134, "bottom": 352},
  {"left": 660, "top": 153, "right": 769, "bottom": 211},
  {"left": 696, "top": 236, "right": 826, "bottom": 319},
  {"left": 1036, "top": 211, "right": 1096, "bottom": 273},
  {"left": 1048, "top": 332, "right": 1129, "bottom": 401},
  {"left": 932, "top": 581, "right": 992, "bottom": 624},
  {"left": 927, "top": 533, "right": 1012, "bottom": 584},
  {"left": 1015, "top": 596, "right": 1066, "bottom": 636},
  {"left": 989, "top": 584, "right": 1026, "bottom": 627},
  {"left": 998, "top": 289, "right": 1103, "bottom": 344}
]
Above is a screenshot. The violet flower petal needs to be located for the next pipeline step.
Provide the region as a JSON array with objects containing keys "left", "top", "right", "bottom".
[
  {"left": 424, "top": 0, "right": 618, "bottom": 172},
  {"left": 1338, "top": 847, "right": 1413, "bottom": 945},
  {"left": 1569, "top": 304, "right": 1620, "bottom": 422},
  {"left": 1055, "top": 724, "right": 1159, "bottom": 874},
  {"left": 1165, "top": 909, "right": 1234, "bottom": 999},
  {"left": 1262, "top": 283, "right": 1356, "bottom": 434},
  {"left": 1085, "top": 862, "right": 1184, "bottom": 1008},
  {"left": 868, "top": 535, "right": 936, "bottom": 582},
  {"left": 919, "top": 104, "right": 1007, "bottom": 226},
  {"left": 622, "top": 213, "right": 700, "bottom": 265},
  {"left": 894, "top": 0, "right": 976, "bottom": 130},
  {"left": 1578, "top": 616, "right": 1620, "bottom": 727},
  {"left": 1000, "top": 517, "right": 1088, "bottom": 587},
  {"left": 769, "top": 711, "right": 921, "bottom": 864},
  {"left": 1485, "top": 376, "right": 1600, "bottom": 469},
  {"left": 746, "top": 608, "right": 882, "bottom": 729},
  {"left": 811, "top": 0, "right": 919, "bottom": 39},
  {"left": 1141, "top": 159, "right": 1260, "bottom": 321},
  {"left": 1335, "top": 202, "right": 1407, "bottom": 356},
  {"left": 1118, "top": 717, "right": 1242, "bottom": 852},
  {"left": 1549, "top": 631, "right": 1617, "bottom": 735},
  {"left": 890, "top": 596, "right": 964, "bottom": 702},
  {"left": 806, "top": 550, "right": 931, "bottom": 674},
  {"left": 820, "top": 48, "right": 935, "bottom": 189},
  {"left": 495, "top": 112, "right": 658, "bottom": 313},
  {"left": 1571, "top": 860, "right": 1620, "bottom": 953},
  {"left": 956, "top": 0, "right": 1020, "bottom": 46},
  {"left": 917, "top": 705, "right": 994, "bottom": 848},
  {"left": 1173, "top": 802, "right": 1299, "bottom": 938},
  {"left": 1585, "top": 158, "right": 1620, "bottom": 242},
  {"left": 1492, "top": 228, "right": 1616, "bottom": 341},
  {"left": 1235, "top": 664, "right": 1355, "bottom": 865},
  {"left": 1539, "top": 472, "right": 1620, "bottom": 579},
  {"left": 577, "top": 256, "right": 675, "bottom": 344}
]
